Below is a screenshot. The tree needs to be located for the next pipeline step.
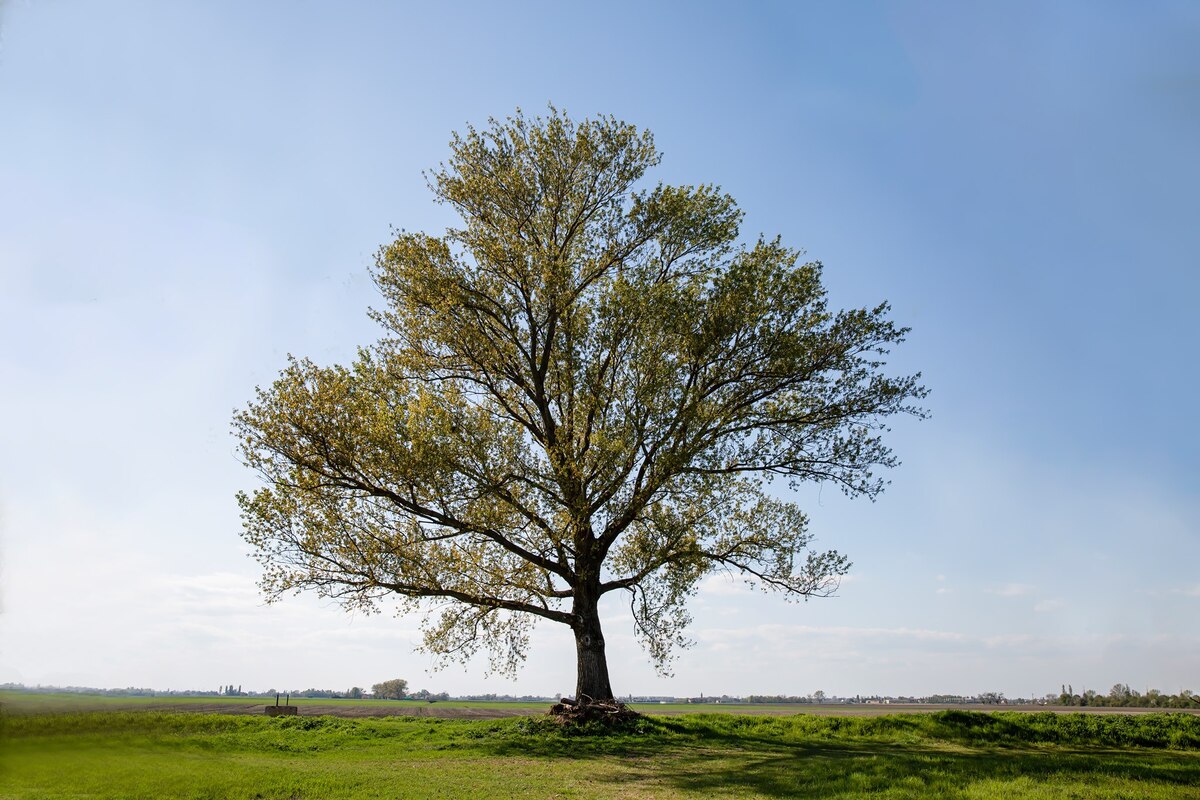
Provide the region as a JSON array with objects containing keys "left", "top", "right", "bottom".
[
  {"left": 347, "top": 686, "right": 364, "bottom": 699},
  {"left": 235, "top": 108, "right": 926, "bottom": 703},
  {"left": 371, "top": 679, "right": 408, "bottom": 700}
]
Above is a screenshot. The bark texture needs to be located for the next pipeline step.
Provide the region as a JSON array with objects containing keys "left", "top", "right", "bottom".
[{"left": 573, "top": 590, "right": 614, "bottom": 701}]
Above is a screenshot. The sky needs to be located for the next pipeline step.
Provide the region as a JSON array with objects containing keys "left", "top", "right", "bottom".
[{"left": 1, "top": 1, "right": 1197, "bottom": 701}]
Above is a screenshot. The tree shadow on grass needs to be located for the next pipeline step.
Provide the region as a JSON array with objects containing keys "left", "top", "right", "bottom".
[
  {"left": 602, "top": 742, "right": 1200, "bottom": 799},
  {"left": 475, "top": 718, "right": 1200, "bottom": 799}
]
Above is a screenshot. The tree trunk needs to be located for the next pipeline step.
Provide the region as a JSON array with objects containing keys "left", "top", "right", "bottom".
[{"left": 572, "top": 590, "right": 614, "bottom": 702}]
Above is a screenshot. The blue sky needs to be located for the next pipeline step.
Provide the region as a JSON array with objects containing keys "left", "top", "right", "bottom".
[{"left": 1, "top": 1, "right": 1197, "bottom": 699}]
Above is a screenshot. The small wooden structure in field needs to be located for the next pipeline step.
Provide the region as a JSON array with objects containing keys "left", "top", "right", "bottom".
[{"left": 265, "top": 693, "right": 298, "bottom": 716}]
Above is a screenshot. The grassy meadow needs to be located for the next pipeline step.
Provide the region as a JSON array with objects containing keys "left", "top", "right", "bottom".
[{"left": 2, "top": 698, "right": 1199, "bottom": 799}]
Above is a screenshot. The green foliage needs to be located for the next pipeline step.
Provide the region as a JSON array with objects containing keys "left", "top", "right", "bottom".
[
  {"left": 370, "top": 678, "right": 408, "bottom": 700},
  {"left": 234, "top": 107, "right": 926, "bottom": 692},
  {"left": 1059, "top": 683, "right": 1198, "bottom": 709}
]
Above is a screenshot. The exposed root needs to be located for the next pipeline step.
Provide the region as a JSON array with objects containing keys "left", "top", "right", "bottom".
[{"left": 547, "top": 696, "right": 639, "bottom": 726}]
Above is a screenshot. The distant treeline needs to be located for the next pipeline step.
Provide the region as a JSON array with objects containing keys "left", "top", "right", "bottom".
[
  {"left": 744, "top": 695, "right": 828, "bottom": 704},
  {"left": 1, "top": 683, "right": 221, "bottom": 697},
  {"left": 0, "top": 683, "right": 372, "bottom": 700},
  {"left": 0, "top": 683, "right": 522, "bottom": 702},
  {"left": 741, "top": 693, "right": 1017, "bottom": 705},
  {"left": 288, "top": 688, "right": 355, "bottom": 699},
  {"left": 455, "top": 693, "right": 555, "bottom": 702},
  {"left": 1058, "top": 684, "right": 1198, "bottom": 709}
]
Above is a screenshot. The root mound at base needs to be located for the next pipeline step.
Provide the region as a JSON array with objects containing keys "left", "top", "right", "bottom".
[{"left": 547, "top": 697, "right": 639, "bottom": 725}]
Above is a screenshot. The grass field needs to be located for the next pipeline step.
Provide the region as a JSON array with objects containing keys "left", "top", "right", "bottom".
[
  {"left": 6, "top": 692, "right": 1194, "bottom": 719},
  {"left": 3, "top": 702, "right": 1199, "bottom": 799}
]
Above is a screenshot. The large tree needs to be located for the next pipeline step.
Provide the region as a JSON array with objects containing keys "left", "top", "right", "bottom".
[
  {"left": 235, "top": 109, "right": 925, "bottom": 702},
  {"left": 371, "top": 679, "right": 408, "bottom": 700}
]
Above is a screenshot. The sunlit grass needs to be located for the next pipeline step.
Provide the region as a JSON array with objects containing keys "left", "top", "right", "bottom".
[{"left": 2, "top": 709, "right": 1198, "bottom": 798}]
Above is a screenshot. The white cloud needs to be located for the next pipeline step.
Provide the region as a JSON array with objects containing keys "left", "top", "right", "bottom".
[
  {"left": 697, "top": 623, "right": 971, "bottom": 647},
  {"left": 666, "top": 622, "right": 1200, "bottom": 697},
  {"left": 1034, "top": 598, "right": 1067, "bottom": 613},
  {"left": 990, "top": 583, "right": 1035, "bottom": 598},
  {"left": 697, "top": 573, "right": 755, "bottom": 597}
]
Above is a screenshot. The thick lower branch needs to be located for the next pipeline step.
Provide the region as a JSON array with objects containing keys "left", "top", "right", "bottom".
[{"left": 377, "top": 580, "right": 575, "bottom": 625}]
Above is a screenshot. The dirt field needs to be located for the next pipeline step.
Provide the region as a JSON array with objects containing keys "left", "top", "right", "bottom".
[{"left": 138, "top": 701, "right": 540, "bottom": 718}]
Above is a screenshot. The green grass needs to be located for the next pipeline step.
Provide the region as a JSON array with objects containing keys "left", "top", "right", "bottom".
[{"left": 2, "top": 709, "right": 1198, "bottom": 799}]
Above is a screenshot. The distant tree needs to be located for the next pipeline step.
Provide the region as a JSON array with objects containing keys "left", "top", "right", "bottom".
[
  {"left": 347, "top": 686, "right": 364, "bottom": 699},
  {"left": 1053, "top": 684, "right": 1200, "bottom": 709},
  {"left": 811, "top": 690, "right": 826, "bottom": 703},
  {"left": 235, "top": 108, "right": 926, "bottom": 702},
  {"left": 372, "top": 679, "right": 408, "bottom": 700}
]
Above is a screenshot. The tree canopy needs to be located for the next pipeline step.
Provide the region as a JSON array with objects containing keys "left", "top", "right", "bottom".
[
  {"left": 235, "top": 108, "right": 926, "bottom": 702},
  {"left": 371, "top": 679, "right": 408, "bottom": 700}
]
